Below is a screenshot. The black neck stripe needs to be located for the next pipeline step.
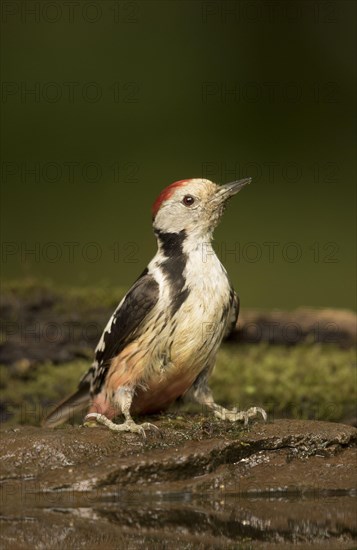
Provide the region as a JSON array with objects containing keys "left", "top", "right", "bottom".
[{"left": 155, "top": 230, "right": 190, "bottom": 315}]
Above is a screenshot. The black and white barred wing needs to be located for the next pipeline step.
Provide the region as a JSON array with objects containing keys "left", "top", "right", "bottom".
[
  {"left": 44, "top": 271, "right": 159, "bottom": 427},
  {"left": 91, "top": 271, "right": 160, "bottom": 393},
  {"left": 224, "top": 289, "right": 240, "bottom": 339}
]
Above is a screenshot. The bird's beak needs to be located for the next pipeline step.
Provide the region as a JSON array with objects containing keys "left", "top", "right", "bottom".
[
  {"left": 214, "top": 177, "right": 251, "bottom": 203},
  {"left": 218, "top": 177, "right": 251, "bottom": 198}
]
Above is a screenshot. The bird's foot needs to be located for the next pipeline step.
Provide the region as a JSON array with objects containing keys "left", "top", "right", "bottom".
[
  {"left": 83, "top": 413, "right": 159, "bottom": 438},
  {"left": 214, "top": 406, "right": 267, "bottom": 426}
]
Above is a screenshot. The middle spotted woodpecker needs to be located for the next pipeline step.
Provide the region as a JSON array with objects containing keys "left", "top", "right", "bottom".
[{"left": 44, "top": 178, "right": 267, "bottom": 434}]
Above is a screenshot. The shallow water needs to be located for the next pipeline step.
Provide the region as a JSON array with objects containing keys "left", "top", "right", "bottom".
[{"left": 1, "top": 490, "right": 356, "bottom": 549}]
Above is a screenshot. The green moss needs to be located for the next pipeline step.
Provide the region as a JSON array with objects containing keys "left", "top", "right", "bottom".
[
  {"left": 212, "top": 343, "right": 356, "bottom": 422},
  {"left": 1, "top": 343, "right": 355, "bottom": 426},
  {"left": 0, "top": 361, "right": 88, "bottom": 426}
]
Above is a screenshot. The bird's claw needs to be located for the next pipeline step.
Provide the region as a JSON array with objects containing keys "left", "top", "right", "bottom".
[
  {"left": 138, "top": 422, "right": 161, "bottom": 438},
  {"left": 83, "top": 413, "right": 160, "bottom": 438},
  {"left": 215, "top": 406, "right": 267, "bottom": 425}
]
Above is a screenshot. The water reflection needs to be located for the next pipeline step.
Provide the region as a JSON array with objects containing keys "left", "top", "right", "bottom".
[{"left": 1, "top": 492, "right": 356, "bottom": 548}]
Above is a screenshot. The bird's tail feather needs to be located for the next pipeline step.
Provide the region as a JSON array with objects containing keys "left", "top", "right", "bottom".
[{"left": 43, "top": 383, "right": 90, "bottom": 428}]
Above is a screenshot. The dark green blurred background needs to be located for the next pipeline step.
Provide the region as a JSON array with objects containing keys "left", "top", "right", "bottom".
[{"left": 1, "top": 0, "right": 356, "bottom": 309}]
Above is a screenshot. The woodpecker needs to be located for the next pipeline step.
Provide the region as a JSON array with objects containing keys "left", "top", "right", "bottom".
[{"left": 44, "top": 178, "right": 266, "bottom": 434}]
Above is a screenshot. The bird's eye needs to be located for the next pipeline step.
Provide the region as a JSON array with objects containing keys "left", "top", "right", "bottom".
[{"left": 182, "top": 195, "right": 195, "bottom": 207}]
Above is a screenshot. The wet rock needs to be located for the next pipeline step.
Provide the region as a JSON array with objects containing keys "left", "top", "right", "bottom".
[{"left": 1, "top": 418, "right": 355, "bottom": 492}]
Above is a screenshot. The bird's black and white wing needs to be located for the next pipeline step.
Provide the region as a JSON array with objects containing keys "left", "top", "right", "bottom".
[
  {"left": 43, "top": 269, "right": 159, "bottom": 428},
  {"left": 43, "top": 269, "right": 159, "bottom": 427},
  {"left": 91, "top": 269, "right": 160, "bottom": 393},
  {"left": 224, "top": 289, "right": 240, "bottom": 339}
]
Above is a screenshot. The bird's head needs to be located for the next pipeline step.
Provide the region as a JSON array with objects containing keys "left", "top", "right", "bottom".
[{"left": 152, "top": 178, "right": 251, "bottom": 237}]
